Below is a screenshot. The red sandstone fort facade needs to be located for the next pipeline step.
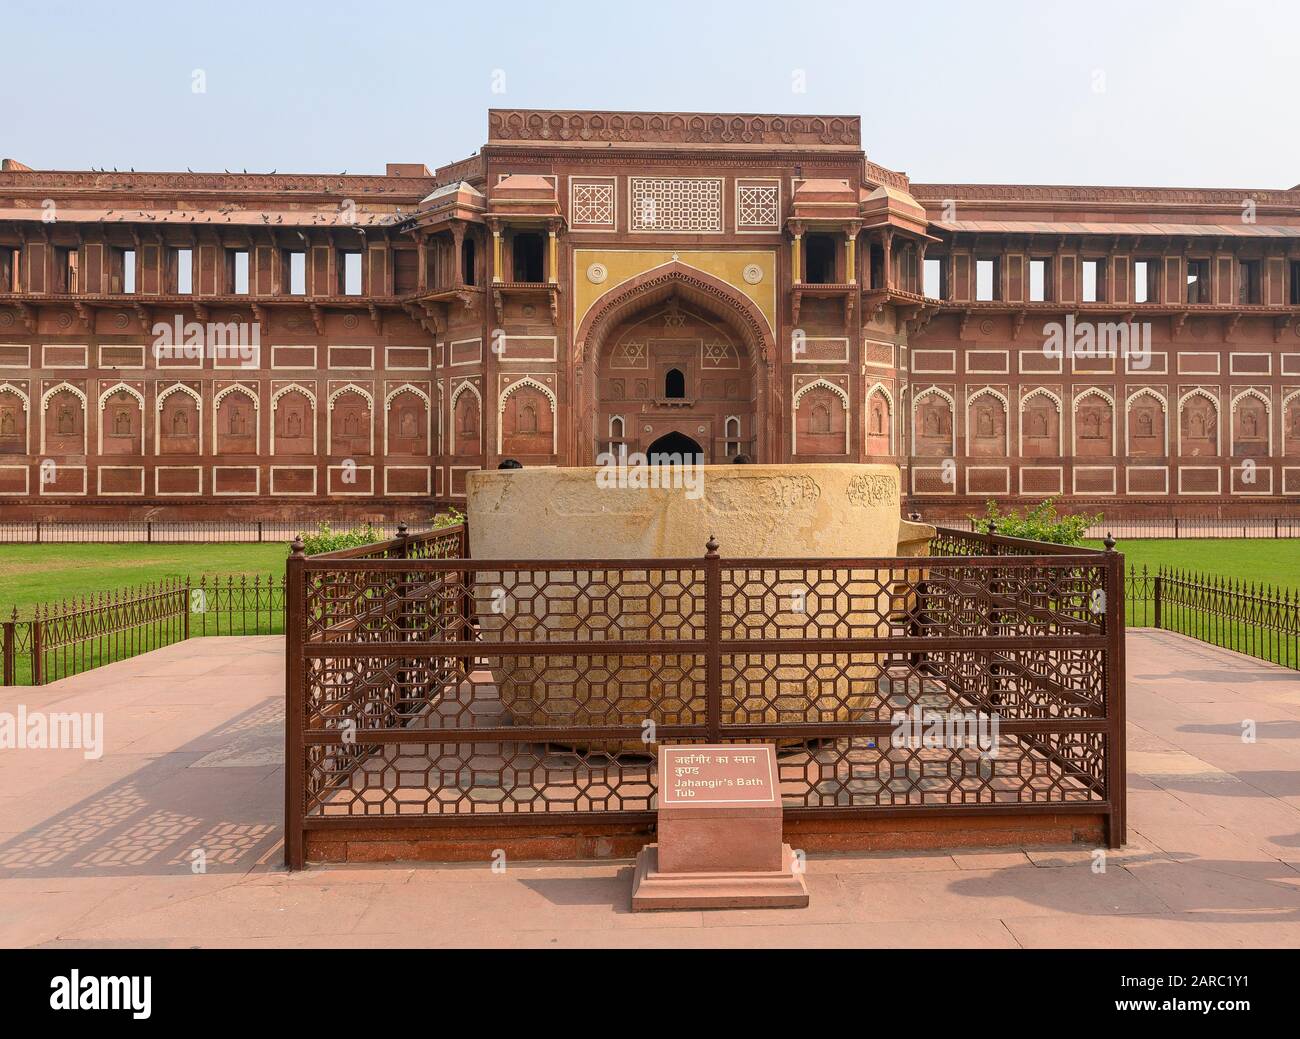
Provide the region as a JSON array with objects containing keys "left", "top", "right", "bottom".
[{"left": 1, "top": 109, "right": 1298, "bottom": 522}]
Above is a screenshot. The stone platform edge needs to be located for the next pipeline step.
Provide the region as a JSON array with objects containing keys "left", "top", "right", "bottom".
[{"left": 304, "top": 812, "right": 1107, "bottom": 865}]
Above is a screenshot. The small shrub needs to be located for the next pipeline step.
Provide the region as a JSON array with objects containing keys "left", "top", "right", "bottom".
[
  {"left": 431, "top": 507, "right": 465, "bottom": 529},
  {"left": 970, "top": 498, "right": 1101, "bottom": 547},
  {"left": 299, "top": 521, "right": 386, "bottom": 556}
]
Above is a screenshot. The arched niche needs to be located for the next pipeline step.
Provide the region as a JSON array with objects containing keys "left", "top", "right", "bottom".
[
  {"left": 1019, "top": 389, "right": 1061, "bottom": 459},
  {"left": 157, "top": 384, "right": 202, "bottom": 456},
  {"left": 328, "top": 385, "right": 373, "bottom": 457},
  {"left": 42, "top": 383, "right": 87, "bottom": 455},
  {"left": 1073, "top": 388, "right": 1115, "bottom": 458},
  {"left": 967, "top": 388, "right": 1009, "bottom": 458},
  {"left": 0, "top": 384, "right": 30, "bottom": 456},
  {"left": 272, "top": 384, "right": 316, "bottom": 456},
  {"left": 912, "top": 387, "right": 955, "bottom": 458},
  {"left": 385, "top": 384, "right": 431, "bottom": 456},
  {"left": 498, "top": 377, "right": 556, "bottom": 457},
  {"left": 214, "top": 385, "right": 259, "bottom": 455}
]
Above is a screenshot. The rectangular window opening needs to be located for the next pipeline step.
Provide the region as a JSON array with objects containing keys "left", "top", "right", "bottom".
[
  {"left": 1028, "top": 258, "right": 1052, "bottom": 302},
  {"left": 0, "top": 247, "right": 20, "bottom": 293},
  {"left": 1186, "top": 259, "right": 1211, "bottom": 304},
  {"left": 340, "top": 251, "right": 363, "bottom": 296},
  {"left": 55, "top": 246, "right": 79, "bottom": 293},
  {"left": 1082, "top": 259, "right": 1106, "bottom": 303},
  {"left": 923, "top": 257, "right": 947, "bottom": 300},
  {"left": 174, "top": 248, "right": 194, "bottom": 295},
  {"left": 108, "top": 246, "right": 136, "bottom": 294},
  {"left": 284, "top": 251, "right": 306, "bottom": 295},
  {"left": 1238, "top": 259, "right": 1261, "bottom": 305},
  {"left": 975, "top": 257, "right": 999, "bottom": 301},
  {"left": 1134, "top": 259, "right": 1158, "bottom": 304},
  {"left": 227, "top": 249, "right": 250, "bottom": 295}
]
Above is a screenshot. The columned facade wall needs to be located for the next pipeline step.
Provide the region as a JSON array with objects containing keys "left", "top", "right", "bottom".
[{"left": 0, "top": 111, "right": 1297, "bottom": 521}]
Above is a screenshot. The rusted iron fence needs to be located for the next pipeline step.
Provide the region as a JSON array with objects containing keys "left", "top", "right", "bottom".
[
  {"left": 285, "top": 523, "right": 1125, "bottom": 867},
  {"left": 1126, "top": 566, "right": 1299, "bottom": 670},
  {"left": 2, "top": 574, "right": 286, "bottom": 686}
]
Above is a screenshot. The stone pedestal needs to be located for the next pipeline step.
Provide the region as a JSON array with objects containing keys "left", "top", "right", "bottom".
[{"left": 631, "top": 744, "right": 809, "bottom": 911}]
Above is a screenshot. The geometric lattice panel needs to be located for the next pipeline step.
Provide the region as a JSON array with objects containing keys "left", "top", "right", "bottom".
[{"left": 630, "top": 177, "right": 722, "bottom": 231}]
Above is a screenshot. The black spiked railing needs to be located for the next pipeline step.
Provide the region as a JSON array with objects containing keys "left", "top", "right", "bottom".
[
  {"left": 3, "top": 571, "right": 288, "bottom": 685},
  {"left": 1125, "top": 564, "right": 1299, "bottom": 670}
]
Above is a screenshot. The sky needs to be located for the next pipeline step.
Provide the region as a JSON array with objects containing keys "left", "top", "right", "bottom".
[{"left": 3, "top": 0, "right": 1298, "bottom": 189}]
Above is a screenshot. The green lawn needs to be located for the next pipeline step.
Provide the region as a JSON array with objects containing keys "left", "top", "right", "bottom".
[
  {"left": 3, "top": 536, "right": 1297, "bottom": 683},
  {"left": 0, "top": 543, "right": 292, "bottom": 684},
  {"left": 0, "top": 542, "right": 290, "bottom": 617},
  {"left": 1083, "top": 538, "right": 1300, "bottom": 669},
  {"left": 4, "top": 537, "right": 1297, "bottom": 616},
  {"left": 1084, "top": 537, "right": 1300, "bottom": 589}
]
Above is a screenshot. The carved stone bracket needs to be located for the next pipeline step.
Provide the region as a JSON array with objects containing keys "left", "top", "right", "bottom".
[
  {"left": 401, "top": 302, "right": 441, "bottom": 337},
  {"left": 73, "top": 301, "right": 94, "bottom": 334},
  {"left": 422, "top": 302, "right": 445, "bottom": 335},
  {"left": 906, "top": 303, "right": 937, "bottom": 337},
  {"left": 308, "top": 303, "right": 325, "bottom": 335},
  {"left": 15, "top": 301, "right": 37, "bottom": 334},
  {"left": 492, "top": 283, "right": 559, "bottom": 328}
]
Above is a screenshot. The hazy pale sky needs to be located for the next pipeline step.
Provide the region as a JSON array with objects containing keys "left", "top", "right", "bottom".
[{"left": 4, "top": 0, "right": 1297, "bottom": 189}]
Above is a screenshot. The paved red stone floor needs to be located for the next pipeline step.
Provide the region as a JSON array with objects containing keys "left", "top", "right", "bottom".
[{"left": 1, "top": 631, "right": 1299, "bottom": 948}]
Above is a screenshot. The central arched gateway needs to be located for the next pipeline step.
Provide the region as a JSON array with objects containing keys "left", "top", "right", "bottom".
[
  {"left": 572, "top": 263, "right": 776, "bottom": 463},
  {"left": 645, "top": 430, "right": 704, "bottom": 463}
]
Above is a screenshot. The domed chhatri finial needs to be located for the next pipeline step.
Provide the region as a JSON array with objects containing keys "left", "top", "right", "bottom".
[
  {"left": 1104, "top": 532, "right": 1117, "bottom": 552},
  {"left": 705, "top": 534, "right": 720, "bottom": 558},
  {"left": 290, "top": 536, "right": 305, "bottom": 559}
]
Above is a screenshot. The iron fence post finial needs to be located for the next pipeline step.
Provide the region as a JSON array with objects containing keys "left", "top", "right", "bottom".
[
  {"left": 1104, "top": 532, "right": 1117, "bottom": 552},
  {"left": 705, "top": 535, "right": 719, "bottom": 558},
  {"left": 290, "top": 536, "right": 305, "bottom": 559}
]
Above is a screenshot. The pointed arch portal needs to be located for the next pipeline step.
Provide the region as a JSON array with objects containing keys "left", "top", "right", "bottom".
[
  {"left": 572, "top": 262, "right": 776, "bottom": 464},
  {"left": 646, "top": 430, "right": 704, "bottom": 464}
]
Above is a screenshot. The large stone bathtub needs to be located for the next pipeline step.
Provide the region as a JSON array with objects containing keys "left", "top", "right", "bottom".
[{"left": 466, "top": 464, "right": 934, "bottom": 752}]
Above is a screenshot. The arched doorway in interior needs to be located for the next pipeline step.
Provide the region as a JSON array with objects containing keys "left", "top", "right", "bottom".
[
  {"left": 646, "top": 430, "right": 704, "bottom": 465},
  {"left": 573, "top": 263, "right": 777, "bottom": 465},
  {"left": 592, "top": 296, "right": 754, "bottom": 465}
]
